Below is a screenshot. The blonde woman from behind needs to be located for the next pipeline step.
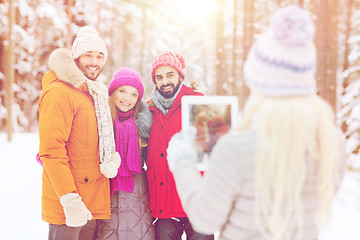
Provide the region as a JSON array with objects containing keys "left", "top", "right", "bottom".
[{"left": 166, "top": 5, "right": 346, "bottom": 240}]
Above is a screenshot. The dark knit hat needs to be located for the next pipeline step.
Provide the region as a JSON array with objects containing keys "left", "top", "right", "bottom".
[
  {"left": 108, "top": 67, "right": 144, "bottom": 101},
  {"left": 151, "top": 51, "right": 185, "bottom": 84}
]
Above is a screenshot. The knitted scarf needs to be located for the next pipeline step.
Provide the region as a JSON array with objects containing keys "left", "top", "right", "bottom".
[
  {"left": 152, "top": 82, "right": 183, "bottom": 115},
  {"left": 36, "top": 77, "right": 120, "bottom": 177},
  {"left": 111, "top": 108, "right": 141, "bottom": 194},
  {"left": 86, "top": 79, "right": 118, "bottom": 171}
]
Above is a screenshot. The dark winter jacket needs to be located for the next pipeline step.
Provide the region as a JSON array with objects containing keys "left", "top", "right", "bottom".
[{"left": 146, "top": 84, "right": 203, "bottom": 219}]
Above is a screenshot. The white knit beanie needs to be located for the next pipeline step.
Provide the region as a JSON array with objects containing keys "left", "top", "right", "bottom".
[
  {"left": 72, "top": 26, "right": 108, "bottom": 63},
  {"left": 243, "top": 5, "right": 316, "bottom": 96}
]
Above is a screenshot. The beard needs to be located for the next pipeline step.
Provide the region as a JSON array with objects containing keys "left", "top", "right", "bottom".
[
  {"left": 80, "top": 65, "right": 102, "bottom": 81},
  {"left": 84, "top": 72, "right": 100, "bottom": 81},
  {"left": 75, "top": 59, "right": 103, "bottom": 81},
  {"left": 158, "top": 82, "right": 181, "bottom": 98}
]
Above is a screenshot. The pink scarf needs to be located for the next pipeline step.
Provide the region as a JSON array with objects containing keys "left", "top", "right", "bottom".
[{"left": 110, "top": 108, "right": 141, "bottom": 194}]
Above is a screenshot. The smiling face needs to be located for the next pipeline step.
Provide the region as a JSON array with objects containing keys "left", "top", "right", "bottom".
[
  {"left": 112, "top": 85, "right": 139, "bottom": 112},
  {"left": 154, "top": 65, "right": 183, "bottom": 98},
  {"left": 76, "top": 51, "right": 105, "bottom": 81}
]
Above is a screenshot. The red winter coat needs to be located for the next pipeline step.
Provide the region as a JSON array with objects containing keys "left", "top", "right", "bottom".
[{"left": 146, "top": 85, "right": 203, "bottom": 219}]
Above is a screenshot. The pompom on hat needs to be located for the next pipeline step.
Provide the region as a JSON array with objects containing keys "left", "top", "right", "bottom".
[
  {"left": 243, "top": 5, "right": 317, "bottom": 96},
  {"left": 72, "top": 26, "right": 108, "bottom": 63},
  {"left": 108, "top": 67, "right": 144, "bottom": 101},
  {"left": 151, "top": 51, "right": 185, "bottom": 84}
]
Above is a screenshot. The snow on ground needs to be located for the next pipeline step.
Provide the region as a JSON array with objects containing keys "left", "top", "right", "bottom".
[
  {"left": 1, "top": 132, "right": 360, "bottom": 239},
  {"left": 318, "top": 171, "right": 360, "bottom": 240},
  {"left": 0, "top": 132, "right": 47, "bottom": 240}
]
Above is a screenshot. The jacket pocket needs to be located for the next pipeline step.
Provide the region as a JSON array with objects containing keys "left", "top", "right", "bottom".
[
  {"left": 72, "top": 168, "right": 102, "bottom": 184},
  {"left": 72, "top": 168, "right": 109, "bottom": 213}
]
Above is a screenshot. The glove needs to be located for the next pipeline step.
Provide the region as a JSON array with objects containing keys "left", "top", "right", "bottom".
[
  {"left": 167, "top": 126, "right": 197, "bottom": 171},
  {"left": 36, "top": 153, "right": 43, "bottom": 167},
  {"left": 60, "top": 193, "right": 92, "bottom": 227},
  {"left": 100, "top": 152, "right": 121, "bottom": 178}
]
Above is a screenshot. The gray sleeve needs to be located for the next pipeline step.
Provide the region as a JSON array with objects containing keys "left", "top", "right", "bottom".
[{"left": 172, "top": 129, "right": 255, "bottom": 234}]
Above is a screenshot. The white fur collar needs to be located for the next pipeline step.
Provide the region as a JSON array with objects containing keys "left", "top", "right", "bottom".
[
  {"left": 47, "top": 48, "right": 108, "bottom": 100},
  {"left": 48, "top": 48, "right": 87, "bottom": 89}
]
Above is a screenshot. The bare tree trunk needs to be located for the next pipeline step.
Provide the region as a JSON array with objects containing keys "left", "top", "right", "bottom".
[
  {"left": 6, "top": 0, "right": 15, "bottom": 141},
  {"left": 66, "top": 0, "right": 74, "bottom": 49},
  {"left": 342, "top": 0, "right": 353, "bottom": 91},
  {"left": 215, "top": 0, "right": 227, "bottom": 95},
  {"left": 232, "top": 0, "right": 241, "bottom": 98},
  {"left": 139, "top": 4, "right": 146, "bottom": 77},
  {"left": 239, "top": 0, "right": 254, "bottom": 108},
  {"left": 122, "top": 13, "right": 131, "bottom": 67},
  {"left": 243, "top": 0, "right": 255, "bottom": 72},
  {"left": 314, "top": 0, "right": 338, "bottom": 111}
]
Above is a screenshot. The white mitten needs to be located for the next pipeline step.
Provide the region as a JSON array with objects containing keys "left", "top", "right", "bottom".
[
  {"left": 100, "top": 152, "right": 121, "bottom": 178},
  {"left": 60, "top": 193, "right": 92, "bottom": 227},
  {"left": 167, "top": 126, "right": 197, "bottom": 171}
]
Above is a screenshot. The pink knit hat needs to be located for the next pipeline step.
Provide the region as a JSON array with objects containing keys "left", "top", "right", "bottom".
[
  {"left": 151, "top": 51, "right": 185, "bottom": 84},
  {"left": 72, "top": 26, "right": 108, "bottom": 63},
  {"left": 108, "top": 67, "right": 144, "bottom": 101}
]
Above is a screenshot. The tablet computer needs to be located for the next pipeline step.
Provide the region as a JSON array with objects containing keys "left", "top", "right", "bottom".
[{"left": 181, "top": 95, "right": 239, "bottom": 171}]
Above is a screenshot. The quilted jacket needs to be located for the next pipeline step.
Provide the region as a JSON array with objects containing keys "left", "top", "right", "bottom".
[{"left": 96, "top": 102, "right": 155, "bottom": 239}]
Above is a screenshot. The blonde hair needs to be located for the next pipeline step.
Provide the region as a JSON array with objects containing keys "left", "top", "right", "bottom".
[
  {"left": 238, "top": 92, "right": 339, "bottom": 239},
  {"left": 108, "top": 94, "right": 141, "bottom": 122}
]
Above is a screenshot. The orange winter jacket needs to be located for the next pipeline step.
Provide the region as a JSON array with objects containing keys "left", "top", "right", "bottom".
[{"left": 38, "top": 48, "right": 110, "bottom": 225}]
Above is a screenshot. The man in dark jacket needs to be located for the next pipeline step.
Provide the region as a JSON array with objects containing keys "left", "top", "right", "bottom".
[{"left": 146, "top": 51, "right": 214, "bottom": 240}]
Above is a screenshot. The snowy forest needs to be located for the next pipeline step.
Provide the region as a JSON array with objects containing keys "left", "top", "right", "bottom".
[{"left": 1, "top": 0, "right": 360, "bottom": 167}]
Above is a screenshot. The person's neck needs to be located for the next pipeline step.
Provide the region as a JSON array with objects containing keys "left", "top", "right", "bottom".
[
  {"left": 116, "top": 108, "right": 135, "bottom": 122},
  {"left": 152, "top": 82, "right": 183, "bottom": 115}
]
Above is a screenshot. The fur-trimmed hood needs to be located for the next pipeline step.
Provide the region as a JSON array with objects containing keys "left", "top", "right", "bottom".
[
  {"left": 44, "top": 48, "right": 108, "bottom": 100},
  {"left": 47, "top": 48, "right": 87, "bottom": 89}
]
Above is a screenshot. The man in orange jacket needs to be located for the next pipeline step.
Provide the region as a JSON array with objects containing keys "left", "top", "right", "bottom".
[{"left": 38, "top": 26, "right": 120, "bottom": 240}]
